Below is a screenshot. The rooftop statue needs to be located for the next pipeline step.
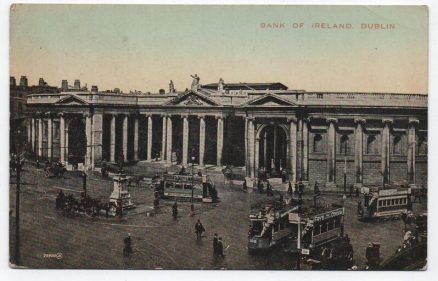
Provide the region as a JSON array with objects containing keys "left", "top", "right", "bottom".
[
  {"left": 191, "top": 74, "right": 200, "bottom": 91},
  {"left": 169, "top": 80, "right": 175, "bottom": 93},
  {"left": 218, "top": 78, "right": 224, "bottom": 92}
]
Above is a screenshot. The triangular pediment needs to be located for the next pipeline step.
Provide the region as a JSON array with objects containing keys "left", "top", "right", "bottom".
[
  {"left": 243, "top": 93, "right": 296, "bottom": 107},
  {"left": 56, "top": 94, "right": 88, "bottom": 105},
  {"left": 165, "top": 90, "right": 219, "bottom": 106}
]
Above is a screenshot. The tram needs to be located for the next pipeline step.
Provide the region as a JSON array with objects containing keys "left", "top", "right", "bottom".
[
  {"left": 357, "top": 186, "right": 411, "bottom": 221},
  {"left": 153, "top": 173, "right": 218, "bottom": 203},
  {"left": 247, "top": 199, "right": 300, "bottom": 253},
  {"left": 284, "top": 205, "right": 346, "bottom": 255}
]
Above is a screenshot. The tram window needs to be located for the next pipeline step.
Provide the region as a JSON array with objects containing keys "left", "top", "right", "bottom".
[
  {"left": 174, "top": 183, "right": 183, "bottom": 189},
  {"left": 328, "top": 220, "right": 334, "bottom": 231},
  {"left": 165, "top": 182, "right": 173, "bottom": 189},
  {"left": 185, "top": 184, "right": 193, "bottom": 190},
  {"left": 379, "top": 200, "right": 382, "bottom": 207},
  {"left": 314, "top": 225, "right": 321, "bottom": 236},
  {"left": 334, "top": 217, "right": 341, "bottom": 228},
  {"left": 321, "top": 223, "right": 328, "bottom": 233},
  {"left": 280, "top": 221, "right": 285, "bottom": 230},
  {"left": 273, "top": 223, "right": 279, "bottom": 232},
  {"left": 392, "top": 199, "right": 395, "bottom": 205}
]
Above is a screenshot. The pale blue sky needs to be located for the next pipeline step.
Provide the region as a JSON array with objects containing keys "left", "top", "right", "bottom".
[{"left": 10, "top": 5, "right": 428, "bottom": 93}]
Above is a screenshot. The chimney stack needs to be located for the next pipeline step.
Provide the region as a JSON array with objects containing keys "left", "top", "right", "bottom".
[
  {"left": 91, "top": 85, "right": 98, "bottom": 93},
  {"left": 61, "top": 80, "right": 68, "bottom": 91},
  {"left": 38, "top": 78, "right": 46, "bottom": 87},
  {"left": 74, "top": 79, "right": 81, "bottom": 90},
  {"left": 10, "top": 76, "right": 16, "bottom": 87},
  {"left": 19, "top": 76, "right": 28, "bottom": 87}
]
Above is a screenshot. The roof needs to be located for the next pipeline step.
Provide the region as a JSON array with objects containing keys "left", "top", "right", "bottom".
[{"left": 202, "top": 82, "right": 288, "bottom": 91}]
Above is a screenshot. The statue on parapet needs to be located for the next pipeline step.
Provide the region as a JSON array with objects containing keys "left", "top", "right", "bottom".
[
  {"left": 169, "top": 80, "right": 176, "bottom": 93},
  {"left": 218, "top": 78, "right": 224, "bottom": 92},
  {"left": 191, "top": 74, "right": 200, "bottom": 91}
]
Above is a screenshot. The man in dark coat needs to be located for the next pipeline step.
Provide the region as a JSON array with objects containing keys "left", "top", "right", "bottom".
[
  {"left": 213, "top": 233, "right": 219, "bottom": 257},
  {"left": 123, "top": 233, "right": 132, "bottom": 257},
  {"left": 195, "top": 219, "right": 205, "bottom": 239},
  {"left": 217, "top": 237, "right": 225, "bottom": 257}
]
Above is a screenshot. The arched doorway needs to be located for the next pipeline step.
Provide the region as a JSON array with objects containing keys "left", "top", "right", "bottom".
[
  {"left": 68, "top": 118, "right": 86, "bottom": 164},
  {"left": 258, "top": 124, "right": 287, "bottom": 176}
]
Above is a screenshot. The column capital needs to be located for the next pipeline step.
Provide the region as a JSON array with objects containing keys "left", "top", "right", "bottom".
[
  {"left": 215, "top": 115, "right": 225, "bottom": 120},
  {"left": 83, "top": 112, "right": 92, "bottom": 118},
  {"left": 326, "top": 117, "right": 338, "bottom": 124},
  {"left": 197, "top": 114, "right": 205, "bottom": 119},
  {"left": 408, "top": 117, "right": 420, "bottom": 126},
  {"left": 57, "top": 112, "right": 64, "bottom": 117},
  {"left": 245, "top": 116, "right": 255, "bottom": 121},
  {"left": 180, "top": 114, "right": 189, "bottom": 118},
  {"left": 161, "top": 113, "right": 168, "bottom": 118},
  {"left": 287, "top": 117, "right": 298, "bottom": 123},
  {"left": 354, "top": 118, "right": 366, "bottom": 125},
  {"left": 44, "top": 112, "right": 52, "bottom": 118},
  {"left": 382, "top": 118, "right": 394, "bottom": 125}
]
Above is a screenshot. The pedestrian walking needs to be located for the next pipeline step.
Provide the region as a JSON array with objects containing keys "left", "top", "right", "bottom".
[
  {"left": 172, "top": 200, "right": 178, "bottom": 219},
  {"left": 242, "top": 179, "right": 247, "bottom": 192},
  {"left": 287, "top": 181, "right": 293, "bottom": 195},
  {"left": 195, "top": 219, "right": 205, "bottom": 239},
  {"left": 123, "top": 233, "right": 132, "bottom": 257},
  {"left": 217, "top": 237, "right": 225, "bottom": 257},
  {"left": 213, "top": 233, "right": 219, "bottom": 257}
]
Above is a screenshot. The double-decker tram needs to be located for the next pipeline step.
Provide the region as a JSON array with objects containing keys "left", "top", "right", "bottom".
[
  {"left": 153, "top": 173, "right": 218, "bottom": 203},
  {"left": 285, "top": 204, "right": 346, "bottom": 255},
  {"left": 357, "top": 186, "right": 411, "bottom": 221},
  {"left": 247, "top": 199, "right": 300, "bottom": 253}
]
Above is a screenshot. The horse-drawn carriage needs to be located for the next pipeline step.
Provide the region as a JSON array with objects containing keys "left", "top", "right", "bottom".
[{"left": 45, "top": 161, "right": 67, "bottom": 178}]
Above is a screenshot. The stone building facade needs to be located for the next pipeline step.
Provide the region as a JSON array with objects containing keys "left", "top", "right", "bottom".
[{"left": 25, "top": 80, "right": 428, "bottom": 190}]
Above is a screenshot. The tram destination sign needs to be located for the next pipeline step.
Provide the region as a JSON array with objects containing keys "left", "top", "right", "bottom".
[{"left": 313, "top": 208, "right": 344, "bottom": 223}]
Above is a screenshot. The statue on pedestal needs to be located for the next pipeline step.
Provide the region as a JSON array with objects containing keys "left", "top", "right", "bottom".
[
  {"left": 218, "top": 78, "right": 224, "bottom": 92},
  {"left": 191, "top": 74, "right": 200, "bottom": 90},
  {"left": 169, "top": 80, "right": 175, "bottom": 93}
]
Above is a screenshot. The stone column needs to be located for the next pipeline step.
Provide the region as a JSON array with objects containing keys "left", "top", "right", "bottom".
[
  {"left": 38, "top": 116, "right": 43, "bottom": 157},
  {"left": 65, "top": 124, "right": 69, "bottom": 161},
  {"left": 302, "top": 119, "right": 309, "bottom": 181},
  {"left": 354, "top": 119, "right": 365, "bottom": 185},
  {"left": 326, "top": 118, "right": 337, "bottom": 184},
  {"left": 85, "top": 113, "right": 93, "bottom": 167},
  {"left": 216, "top": 116, "right": 224, "bottom": 167},
  {"left": 288, "top": 118, "right": 297, "bottom": 182},
  {"left": 27, "top": 118, "right": 31, "bottom": 145},
  {"left": 407, "top": 118, "right": 419, "bottom": 185},
  {"left": 296, "top": 119, "right": 303, "bottom": 180},
  {"left": 31, "top": 117, "right": 36, "bottom": 153},
  {"left": 248, "top": 118, "right": 255, "bottom": 178},
  {"left": 122, "top": 114, "right": 128, "bottom": 162},
  {"left": 161, "top": 115, "right": 167, "bottom": 161},
  {"left": 255, "top": 137, "right": 260, "bottom": 176},
  {"left": 147, "top": 115, "right": 153, "bottom": 161},
  {"left": 245, "top": 117, "right": 248, "bottom": 175},
  {"left": 166, "top": 115, "right": 173, "bottom": 164},
  {"left": 59, "top": 114, "right": 65, "bottom": 164},
  {"left": 92, "top": 113, "right": 103, "bottom": 167},
  {"left": 47, "top": 114, "right": 53, "bottom": 160},
  {"left": 381, "top": 119, "right": 393, "bottom": 185},
  {"left": 110, "top": 114, "right": 116, "bottom": 162},
  {"left": 133, "top": 115, "right": 139, "bottom": 161},
  {"left": 182, "top": 115, "right": 189, "bottom": 166},
  {"left": 263, "top": 130, "right": 268, "bottom": 168},
  {"left": 199, "top": 115, "right": 206, "bottom": 167}
]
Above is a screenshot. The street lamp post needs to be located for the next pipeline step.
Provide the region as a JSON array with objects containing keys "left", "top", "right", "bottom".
[
  {"left": 343, "top": 141, "right": 347, "bottom": 195},
  {"left": 14, "top": 129, "right": 22, "bottom": 265},
  {"left": 191, "top": 148, "right": 195, "bottom": 213}
]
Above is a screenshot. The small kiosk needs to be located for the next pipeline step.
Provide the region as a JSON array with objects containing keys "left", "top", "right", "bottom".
[{"left": 109, "top": 173, "right": 135, "bottom": 210}]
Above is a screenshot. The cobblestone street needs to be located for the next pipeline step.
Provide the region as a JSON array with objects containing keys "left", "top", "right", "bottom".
[{"left": 9, "top": 162, "right": 427, "bottom": 269}]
